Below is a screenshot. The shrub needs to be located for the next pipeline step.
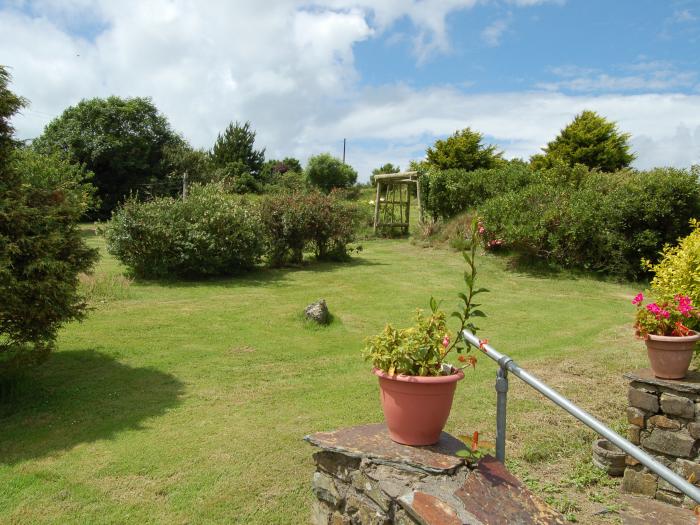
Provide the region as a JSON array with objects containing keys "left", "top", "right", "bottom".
[
  {"left": 265, "top": 170, "right": 309, "bottom": 194},
  {"left": 305, "top": 153, "right": 357, "bottom": 193},
  {"left": 259, "top": 191, "right": 360, "bottom": 266},
  {"left": 1, "top": 147, "right": 98, "bottom": 378},
  {"left": 480, "top": 167, "right": 700, "bottom": 277},
  {"left": 420, "top": 160, "right": 535, "bottom": 221},
  {"left": 648, "top": 218, "right": 700, "bottom": 307},
  {"left": 105, "top": 184, "right": 263, "bottom": 278}
]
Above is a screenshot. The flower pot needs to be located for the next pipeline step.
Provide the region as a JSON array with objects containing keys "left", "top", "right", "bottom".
[
  {"left": 373, "top": 367, "right": 464, "bottom": 446},
  {"left": 645, "top": 331, "right": 700, "bottom": 379}
]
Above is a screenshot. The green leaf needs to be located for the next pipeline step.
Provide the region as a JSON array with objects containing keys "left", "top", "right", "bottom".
[
  {"left": 429, "top": 296, "right": 437, "bottom": 313},
  {"left": 463, "top": 271, "right": 473, "bottom": 288},
  {"left": 455, "top": 449, "right": 472, "bottom": 458},
  {"left": 473, "top": 287, "right": 490, "bottom": 295},
  {"left": 471, "top": 310, "right": 487, "bottom": 318},
  {"left": 457, "top": 292, "right": 469, "bottom": 305},
  {"left": 451, "top": 311, "right": 464, "bottom": 322}
]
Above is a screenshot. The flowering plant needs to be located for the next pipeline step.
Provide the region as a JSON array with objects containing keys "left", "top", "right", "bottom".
[
  {"left": 633, "top": 292, "right": 699, "bottom": 337},
  {"left": 363, "top": 218, "right": 486, "bottom": 376}
]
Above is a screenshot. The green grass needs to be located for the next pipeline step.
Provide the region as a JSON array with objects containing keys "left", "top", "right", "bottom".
[{"left": 0, "top": 230, "right": 646, "bottom": 523}]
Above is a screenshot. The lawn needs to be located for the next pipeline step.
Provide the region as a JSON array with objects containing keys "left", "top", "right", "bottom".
[{"left": 0, "top": 231, "right": 646, "bottom": 523}]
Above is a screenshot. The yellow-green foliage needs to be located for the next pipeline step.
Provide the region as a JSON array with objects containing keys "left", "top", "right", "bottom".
[{"left": 648, "top": 219, "right": 700, "bottom": 304}]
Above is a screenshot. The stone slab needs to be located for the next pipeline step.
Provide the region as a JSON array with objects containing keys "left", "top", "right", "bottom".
[
  {"left": 454, "top": 456, "right": 566, "bottom": 524},
  {"left": 397, "top": 492, "right": 462, "bottom": 525},
  {"left": 625, "top": 369, "right": 700, "bottom": 395},
  {"left": 305, "top": 424, "right": 466, "bottom": 474},
  {"left": 619, "top": 494, "right": 697, "bottom": 525}
]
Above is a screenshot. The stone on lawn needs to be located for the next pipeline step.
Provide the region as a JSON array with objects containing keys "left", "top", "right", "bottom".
[{"left": 305, "top": 299, "right": 330, "bottom": 325}]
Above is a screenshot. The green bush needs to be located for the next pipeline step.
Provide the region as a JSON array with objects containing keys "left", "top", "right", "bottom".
[
  {"left": 105, "top": 184, "right": 263, "bottom": 278},
  {"left": 1, "top": 147, "right": 98, "bottom": 378},
  {"left": 648, "top": 218, "right": 700, "bottom": 306},
  {"left": 259, "top": 191, "right": 360, "bottom": 266},
  {"left": 420, "top": 160, "right": 535, "bottom": 221},
  {"left": 480, "top": 167, "right": 700, "bottom": 277}
]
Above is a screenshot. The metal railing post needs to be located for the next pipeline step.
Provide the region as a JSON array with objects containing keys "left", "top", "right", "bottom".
[
  {"left": 461, "top": 329, "right": 700, "bottom": 504},
  {"left": 495, "top": 364, "right": 509, "bottom": 463}
]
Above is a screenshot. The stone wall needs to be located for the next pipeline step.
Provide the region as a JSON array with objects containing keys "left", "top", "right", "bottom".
[
  {"left": 306, "top": 423, "right": 565, "bottom": 525},
  {"left": 622, "top": 369, "right": 700, "bottom": 507}
]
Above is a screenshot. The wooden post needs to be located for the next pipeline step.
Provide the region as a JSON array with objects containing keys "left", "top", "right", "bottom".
[
  {"left": 182, "top": 171, "right": 188, "bottom": 200},
  {"left": 405, "top": 184, "right": 411, "bottom": 234},
  {"left": 415, "top": 176, "right": 423, "bottom": 224},
  {"left": 373, "top": 182, "right": 382, "bottom": 233}
]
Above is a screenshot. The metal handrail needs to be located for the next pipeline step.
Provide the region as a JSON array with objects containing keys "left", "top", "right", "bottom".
[{"left": 461, "top": 329, "right": 700, "bottom": 504}]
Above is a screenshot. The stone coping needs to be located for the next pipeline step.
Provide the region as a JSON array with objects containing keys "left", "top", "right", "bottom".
[
  {"left": 624, "top": 368, "right": 700, "bottom": 394},
  {"left": 306, "top": 424, "right": 567, "bottom": 524},
  {"left": 305, "top": 423, "right": 465, "bottom": 475}
]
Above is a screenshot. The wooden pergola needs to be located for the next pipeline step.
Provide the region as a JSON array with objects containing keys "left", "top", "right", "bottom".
[{"left": 372, "top": 171, "right": 423, "bottom": 234}]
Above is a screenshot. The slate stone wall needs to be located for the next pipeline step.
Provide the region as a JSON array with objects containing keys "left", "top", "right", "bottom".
[
  {"left": 306, "top": 423, "right": 566, "bottom": 525},
  {"left": 622, "top": 371, "right": 700, "bottom": 507}
]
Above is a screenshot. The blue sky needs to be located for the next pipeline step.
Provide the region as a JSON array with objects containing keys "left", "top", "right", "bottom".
[{"left": 1, "top": 0, "right": 699, "bottom": 179}]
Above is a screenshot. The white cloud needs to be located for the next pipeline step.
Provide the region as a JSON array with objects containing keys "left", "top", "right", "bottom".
[
  {"left": 538, "top": 61, "right": 699, "bottom": 93},
  {"left": 673, "top": 9, "right": 697, "bottom": 23},
  {"left": 481, "top": 16, "right": 511, "bottom": 47},
  {"left": 1, "top": 1, "right": 698, "bottom": 183}
]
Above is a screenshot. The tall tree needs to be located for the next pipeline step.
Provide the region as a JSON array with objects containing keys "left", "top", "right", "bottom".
[
  {"left": 0, "top": 67, "right": 98, "bottom": 379},
  {"left": 211, "top": 122, "right": 265, "bottom": 178},
  {"left": 531, "top": 110, "right": 635, "bottom": 172},
  {"left": 426, "top": 128, "right": 503, "bottom": 171},
  {"left": 33, "top": 96, "right": 180, "bottom": 218}
]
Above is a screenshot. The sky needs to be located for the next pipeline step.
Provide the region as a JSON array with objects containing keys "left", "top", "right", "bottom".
[{"left": 1, "top": 0, "right": 699, "bottom": 181}]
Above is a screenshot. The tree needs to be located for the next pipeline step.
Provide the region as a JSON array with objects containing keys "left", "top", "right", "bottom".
[
  {"left": 261, "top": 157, "right": 303, "bottom": 184},
  {"left": 305, "top": 153, "right": 357, "bottom": 193},
  {"left": 370, "top": 163, "right": 400, "bottom": 186},
  {"left": 33, "top": 96, "right": 180, "bottom": 218},
  {"left": 162, "top": 139, "right": 215, "bottom": 194},
  {"left": 1, "top": 67, "right": 98, "bottom": 378},
  {"left": 530, "top": 110, "right": 635, "bottom": 172},
  {"left": 210, "top": 121, "right": 265, "bottom": 192},
  {"left": 425, "top": 128, "right": 503, "bottom": 171}
]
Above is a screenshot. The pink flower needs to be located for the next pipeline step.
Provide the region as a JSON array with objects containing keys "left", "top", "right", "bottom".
[
  {"left": 659, "top": 309, "right": 670, "bottom": 319},
  {"left": 442, "top": 335, "right": 450, "bottom": 348},
  {"left": 632, "top": 293, "right": 644, "bottom": 306},
  {"left": 646, "top": 303, "right": 661, "bottom": 315}
]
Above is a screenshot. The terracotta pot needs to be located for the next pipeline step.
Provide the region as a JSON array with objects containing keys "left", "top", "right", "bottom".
[
  {"left": 373, "top": 367, "right": 464, "bottom": 446},
  {"left": 645, "top": 331, "right": 700, "bottom": 379}
]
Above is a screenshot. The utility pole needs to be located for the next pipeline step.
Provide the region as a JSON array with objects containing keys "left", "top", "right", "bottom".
[
  {"left": 182, "top": 171, "right": 188, "bottom": 200},
  {"left": 342, "top": 138, "right": 346, "bottom": 164}
]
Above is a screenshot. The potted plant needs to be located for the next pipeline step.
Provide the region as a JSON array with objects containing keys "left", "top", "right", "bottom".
[
  {"left": 363, "top": 219, "right": 486, "bottom": 445},
  {"left": 633, "top": 292, "right": 700, "bottom": 379}
]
